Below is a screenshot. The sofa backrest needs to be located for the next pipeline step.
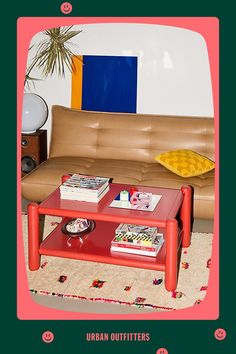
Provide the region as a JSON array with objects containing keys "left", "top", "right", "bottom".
[{"left": 49, "top": 105, "right": 215, "bottom": 163}]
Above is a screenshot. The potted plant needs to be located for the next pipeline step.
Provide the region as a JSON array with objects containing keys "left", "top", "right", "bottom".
[
  {"left": 25, "top": 26, "right": 82, "bottom": 87},
  {"left": 22, "top": 26, "right": 82, "bottom": 133}
]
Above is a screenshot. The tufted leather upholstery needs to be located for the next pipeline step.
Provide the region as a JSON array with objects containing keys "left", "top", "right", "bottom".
[{"left": 21, "top": 105, "right": 215, "bottom": 219}]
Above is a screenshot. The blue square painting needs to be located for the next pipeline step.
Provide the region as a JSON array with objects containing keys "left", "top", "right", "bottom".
[{"left": 72, "top": 55, "right": 137, "bottom": 113}]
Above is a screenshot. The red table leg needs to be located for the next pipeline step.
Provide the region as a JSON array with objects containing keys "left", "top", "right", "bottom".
[
  {"left": 165, "top": 219, "right": 178, "bottom": 291},
  {"left": 28, "top": 202, "right": 40, "bottom": 270},
  {"left": 180, "top": 186, "right": 192, "bottom": 248}
]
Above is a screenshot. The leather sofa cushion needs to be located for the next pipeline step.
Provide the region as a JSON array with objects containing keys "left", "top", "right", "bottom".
[
  {"left": 49, "top": 106, "right": 215, "bottom": 162},
  {"left": 21, "top": 156, "right": 214, "bottom": 219}
]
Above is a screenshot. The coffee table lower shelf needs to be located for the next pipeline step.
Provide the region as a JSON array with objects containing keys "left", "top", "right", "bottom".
[
  {"left": 39, "top": 219, "right": 169, "bottom": 271},
  {"left": 28, "top": 182, "right": 193, "bottom": 292}
]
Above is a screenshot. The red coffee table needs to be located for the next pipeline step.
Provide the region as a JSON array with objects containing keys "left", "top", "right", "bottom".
[{"left": 27, "top": 180, "right": 192, "bottom": 291}]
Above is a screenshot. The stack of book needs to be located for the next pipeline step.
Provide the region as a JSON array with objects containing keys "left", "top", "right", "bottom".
[
  {"left": 110, "top": 224, "right": 164, "bottom": 257},
  {"left": 60, "top": 174, "right": 110, "bottom": 202}
]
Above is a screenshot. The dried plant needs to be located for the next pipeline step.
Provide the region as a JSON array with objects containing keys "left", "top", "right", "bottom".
[{"left": 25, "top": 26, "right": 82, "bottom": 88}]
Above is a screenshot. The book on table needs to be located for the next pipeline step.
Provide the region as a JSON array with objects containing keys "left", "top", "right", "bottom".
[
  {"left": 110, "top": 223, "right": 164, "bottom": 257},
  {"left": 60, "top": 185, "right": 109, "bottom": 202},
  {"left": 60, "top": 174, "right": 110, "bottom": 202}
]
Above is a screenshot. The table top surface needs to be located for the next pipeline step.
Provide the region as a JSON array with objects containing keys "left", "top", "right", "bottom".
[{"left": 39, "top": 183, "right": 183, "bottom": 226}]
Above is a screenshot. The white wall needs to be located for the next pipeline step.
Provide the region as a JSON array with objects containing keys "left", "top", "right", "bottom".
[{"left": 25, "top": 23, "right": 214, "bottom": 149}]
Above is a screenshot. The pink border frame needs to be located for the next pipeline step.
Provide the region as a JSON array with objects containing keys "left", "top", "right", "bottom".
[{"left": 17, "top": 17, "right": 219, "bottom": 320}]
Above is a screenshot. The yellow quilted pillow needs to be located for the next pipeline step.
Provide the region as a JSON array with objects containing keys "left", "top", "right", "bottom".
[{"left": 155, "top": 149, "right": 215, "bottom": 177}]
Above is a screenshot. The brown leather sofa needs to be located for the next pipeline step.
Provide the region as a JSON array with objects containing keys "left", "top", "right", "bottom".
[{"left": 21, "top": 105, "right": 215, "bottom": 219}]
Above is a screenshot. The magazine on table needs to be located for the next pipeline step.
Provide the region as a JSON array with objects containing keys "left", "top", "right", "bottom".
[
  {"left": 60, "top": 174, "right": 110, "bottom": 202},
  {"left": 60, "top": 174, "right": 109, "bottom": 192},
  {"left": 111, "top": 223, "right": 164, "bottom": 257},
  {"left": 115, "top": 223, "right": 158, "bottom": 237}
]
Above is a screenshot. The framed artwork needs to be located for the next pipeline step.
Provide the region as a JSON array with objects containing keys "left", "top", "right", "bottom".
[{"left": 71, "top": 55, "right": 137, "bottom": 113}]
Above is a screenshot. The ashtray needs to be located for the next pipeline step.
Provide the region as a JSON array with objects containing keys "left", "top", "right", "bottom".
[{"left": 61, "top": 218, "right": 95, "bottom": 238}]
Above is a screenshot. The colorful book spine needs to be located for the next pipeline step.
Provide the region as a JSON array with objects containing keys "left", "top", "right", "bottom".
[
  {"left": 113, "top": 231, "right": 163, "bottom": 246},
  {"left": 111, "top": 231, "right": 164, "bottom": 257},
  {"left": 111, "top": 242, "right": 158, "bottom": 252}
]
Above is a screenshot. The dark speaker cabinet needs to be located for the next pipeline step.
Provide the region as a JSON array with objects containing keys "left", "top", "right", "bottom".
[{"left": 21, "top": 130, "right": 47, "bottom": 177}]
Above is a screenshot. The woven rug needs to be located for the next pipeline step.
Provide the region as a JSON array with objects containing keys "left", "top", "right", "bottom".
[{"left": 22, "top": 214, "right": 213, "bottom": 311}]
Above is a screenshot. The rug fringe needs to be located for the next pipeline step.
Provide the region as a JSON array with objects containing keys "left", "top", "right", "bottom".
[{"left": 30, "top": 289, "right": 174, "bottom": 311}]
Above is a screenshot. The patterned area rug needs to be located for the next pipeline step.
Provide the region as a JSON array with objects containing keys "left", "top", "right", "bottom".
[{"left": 22, "top": 214, "right": 213, "bottom": 311}]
